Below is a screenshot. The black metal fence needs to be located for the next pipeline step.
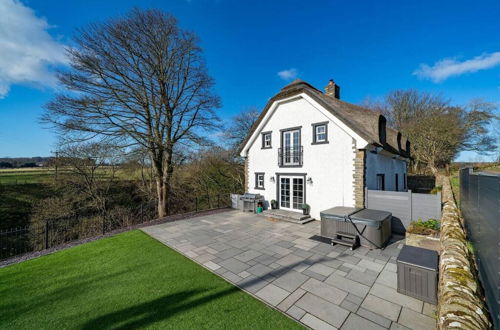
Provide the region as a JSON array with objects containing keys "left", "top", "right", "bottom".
[
  {"left": 0, "top": 194, "right": 231, "bottom": 261},
  {"left": 459, "top": 168, "right": 500, "bottom": 328}
]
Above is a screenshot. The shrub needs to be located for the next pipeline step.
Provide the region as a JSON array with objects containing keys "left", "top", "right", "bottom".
[
  {"left": 408, "top": 218, "right": 440, "bottom": 236},
  {"left": 430, "top": 186, "right": 442, "bottom": 194}
]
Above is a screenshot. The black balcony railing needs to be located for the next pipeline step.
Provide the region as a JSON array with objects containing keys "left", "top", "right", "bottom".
[{"left": 278, "top": 146, "right": 303, "bottom": 167}]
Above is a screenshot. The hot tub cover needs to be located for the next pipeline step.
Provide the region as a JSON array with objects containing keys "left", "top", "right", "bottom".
[{"left": 320, "top": 206, "right": 392, "bottom": 228}]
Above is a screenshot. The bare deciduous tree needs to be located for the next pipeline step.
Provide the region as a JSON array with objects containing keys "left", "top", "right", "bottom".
[
  {"left": 224, "top": 107, "right": 260, "bottom": 152},
  {"left": 42, "top": 9, "right": 221, "bottom": 217},
  {"left": 364, "top": 91, "right": 497, "bottom": 174}
]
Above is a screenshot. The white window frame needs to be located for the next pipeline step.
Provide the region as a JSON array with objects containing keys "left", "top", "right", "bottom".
[
  {"left": 262, "top": 132, "right": 272, "bottom": 149},
  {"left": 255, "top": 173, "right": 265, "bottom": 189},
  {"left": 311, "top": 122, "right": 328, "bottom": 144}
]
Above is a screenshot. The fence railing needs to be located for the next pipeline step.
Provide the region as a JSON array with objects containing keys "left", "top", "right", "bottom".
[
  {"left": 460, "top": 168, "right": 500, "bottom": 328},
  {"left": 0, "top": 194, "right": 231, "bottom": 261},
  {"left": 365, "top": 188, "right": 442, "bottom": 234}
]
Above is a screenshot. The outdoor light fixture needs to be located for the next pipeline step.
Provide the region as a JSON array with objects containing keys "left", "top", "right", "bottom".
[
  {"left": 307, "top": 177, "right": 313, "bottom": 184},
  {"left": 270, "top": 176, "right": 275, "bottom": 182}
]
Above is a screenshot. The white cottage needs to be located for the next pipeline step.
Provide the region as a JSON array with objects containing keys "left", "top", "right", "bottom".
[{"left": 239, "top": 79, "right": 410, "bottom": 220}]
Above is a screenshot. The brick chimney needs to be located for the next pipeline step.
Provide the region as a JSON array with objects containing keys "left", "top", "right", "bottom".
[{"left": 325, "top": 79, "right": 340, "bottom": 99}]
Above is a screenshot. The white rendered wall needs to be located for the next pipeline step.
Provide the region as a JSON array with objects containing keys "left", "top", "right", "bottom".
[
  {"left": 246, "top": 96, "right": 356, "bottom": 220},
  {"left": 365, "top": 151, "right": 408, "bottom": 191}
]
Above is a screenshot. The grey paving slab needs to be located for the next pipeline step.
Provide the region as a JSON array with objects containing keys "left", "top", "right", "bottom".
[
  {"left": 277, "top": 288, "right": 306, "bottom": 312},
  {"left": 301, "top": 278, "right": 348, "bottom": 305},
  {"left": 142, "top": 210, "right": 429, "bottom": 329},
  {"left": 218, "top": 258, "right": 250, "bottom": 274},
  {"left": 216, "top": 248, "right": 244, "bottom": 260},
  {"left": 272, "top": 270, "right": 309, "bottom": 292},
  {"left": 340, "top": 313, "right": 386, "bottom": 330},
  {"left": 301, "top": 313, "right": 337, "bottom": 330},
  {"left": 234, "top": 249, "right": 262, "bottom": 262},
  {"left": 254, "top": 254, "right": 278, "bottom": 265},
  {"left": 221, "top": 271, "right": 242, "bottom": 283},
  {"left": 306, "top": 263, "right": 335, "bottom": 277},
  {"left": 246, "top": 263, "right": 273, "bottom": 277},
  {"left": 361, "top": 294, "right": 401, "bottom": 322},
  {"left": 276, "top": 253, "right": 305, "bottom": 267},
  {"left": 340, "top": 299, "right": 359, "bottom": 313},
  {"left": 325, "top": 273, "right": 371, "bottom": 298},
  {"left": 255, "top": 283, "right": 289, "bottom": 306},
  {"left": 398, "top": 307, "right": 436, "bottom": 330},
  {"left": 295, "top": 292, "right": 350, "bottom": 328},
  {"left": 286, "top": 305, "right": 306, "bottom": 320},
  {"left": 375, "top": 269, "right": 398, "bottom": 289},
  {"left": 356, "top": 307, "right": 392, "bottom": 328},
  {"left": 238, "top": 275, "right": 269, "bottom": 293},
  {"left": 369, "top": 283, "right": 423, "bottom": 313},
  {"left": 302, "top": 269, "right": 327, "bottom": 281},
  {"left": 345, "top": 293, "right": 363, "bottom": 305}
]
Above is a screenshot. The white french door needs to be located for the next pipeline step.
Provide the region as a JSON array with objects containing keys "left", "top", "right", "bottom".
[{"left": 279, "top": 176, "right": 304, "bottom": 211}]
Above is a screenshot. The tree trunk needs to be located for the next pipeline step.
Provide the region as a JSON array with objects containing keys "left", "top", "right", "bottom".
[{"left": 156, "top": 178, "right": 167, "bottom": 218}]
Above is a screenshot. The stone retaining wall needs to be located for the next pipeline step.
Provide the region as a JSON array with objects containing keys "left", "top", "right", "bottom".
[{"left": 437, "top": 176, "right": 491, "bottom": 329}]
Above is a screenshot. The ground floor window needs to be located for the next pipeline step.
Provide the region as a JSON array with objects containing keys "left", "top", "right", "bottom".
[
  {"left": 395, "top": 173, "right": 399, "bottom": 191},
  {"left": 255, "top": 173, "right": 264, "bottom": 189}
]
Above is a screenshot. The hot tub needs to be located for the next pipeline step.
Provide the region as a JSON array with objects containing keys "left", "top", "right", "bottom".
[{"left": 320, "top": 206, "right": 392, "bottom": 249}]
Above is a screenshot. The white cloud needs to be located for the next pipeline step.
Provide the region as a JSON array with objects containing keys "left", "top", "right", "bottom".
[
  {"left": 414, "top": 52, "right": 500, "bottom": 83},
  {"left": 277, "top": 68, "right": 298, "bottom": 81},
  {"left": 0, "top": 0, "right": 68, "bottom": 98}
]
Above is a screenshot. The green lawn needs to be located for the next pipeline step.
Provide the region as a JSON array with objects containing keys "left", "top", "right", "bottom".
[{"left": 0, "top": 230, "right": 302, "bottom": 330}]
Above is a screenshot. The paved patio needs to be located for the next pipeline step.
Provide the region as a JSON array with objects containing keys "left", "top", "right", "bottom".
[{"left": 142, "top": 210, "right": 436, "bottom": 330}]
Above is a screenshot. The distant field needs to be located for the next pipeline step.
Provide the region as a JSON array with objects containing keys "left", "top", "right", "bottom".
[
  {"left": 0, "top": 167, "right": 144, "bottom": 184},
  {"left": 0, "top": 168, "right": 57, "bottom": 184}
]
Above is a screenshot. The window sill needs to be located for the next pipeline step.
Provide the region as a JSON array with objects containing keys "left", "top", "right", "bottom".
[
  {"left": 261, "top": 147, "right": 272, "bottom": 150},
  {"left": 278, "top": 165, "right": 303, "bottom": 168},
  {"left": 311, "top": 141, "right": 329, "bottom": 145},
  {"left": 254, "top": 187, "right": 265, "bottom": 190}
]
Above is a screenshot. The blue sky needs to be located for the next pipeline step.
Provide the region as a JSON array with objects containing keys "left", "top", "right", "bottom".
[{"left": 1, "top": 0, "right": 499, "bottom": 160}]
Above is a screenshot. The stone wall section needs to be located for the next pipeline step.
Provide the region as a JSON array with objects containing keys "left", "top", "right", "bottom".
[
  {"left": 353, "top": 142, "right": 365, "bottom": 208},
  {"left": 437, "top": 176, "right": 490, "bottom": 329}
]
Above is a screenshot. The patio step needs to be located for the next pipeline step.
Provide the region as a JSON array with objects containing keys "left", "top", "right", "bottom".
[
  {"left": 261, "top": 209, "right": 314, "bottom": 224},
  {"left": 332, "top": 231, "right": 360, "bottom": 250}
]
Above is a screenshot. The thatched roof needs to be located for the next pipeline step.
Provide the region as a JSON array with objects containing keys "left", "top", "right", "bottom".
[{"left": 239, "top": 79, "right": 410, "bottom": 158}]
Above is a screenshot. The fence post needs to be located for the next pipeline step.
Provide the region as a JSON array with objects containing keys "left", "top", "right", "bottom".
[
  {"left": 364, "top": 187, "right": 368, "bottom": 208},
  {"left": 45, "top": 220, "right": 49, "bottom": 250},
  {"left": 408, "top": 189, "right": 413, "bottom": 222}
]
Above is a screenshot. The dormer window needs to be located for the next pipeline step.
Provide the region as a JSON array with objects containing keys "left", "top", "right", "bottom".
[
  {"left": 312, "top": 122, "right": 329, "bottom": 144},
  {"left": 262, "top": 132, "right": 272, "bottom": 149}
]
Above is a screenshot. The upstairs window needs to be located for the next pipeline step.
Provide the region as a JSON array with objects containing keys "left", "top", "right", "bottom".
[
  {"left": 262, "top": 132, "right": 272, "bottom": 149},
  {"left": 376, "top": 174, "right": 385, "bottom": 191},
  {"left": 312, "top": 122, "right": 328, "bottom": 144},
  {"left": 255, "top": 173, "right": 265, "bottom": 189}
]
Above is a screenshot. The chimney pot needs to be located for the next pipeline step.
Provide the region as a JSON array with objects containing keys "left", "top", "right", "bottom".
[{"left": 325, "top": 79, "right": 340, "bottom": 99}]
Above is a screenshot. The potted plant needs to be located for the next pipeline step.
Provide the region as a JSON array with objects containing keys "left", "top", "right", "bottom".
[
  {"left": 270, "top": 199, "right": 278, "bottom": 209},
  {"left": 301, "top": 203, "right": 310, "bottom": 215},
  {"left": 256, "top": 201, "right": 263, "bottom": 214}
]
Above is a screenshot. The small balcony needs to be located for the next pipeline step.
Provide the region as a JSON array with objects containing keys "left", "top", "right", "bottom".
[{"left": 278, "top": 146, "right": 303, "bottom": 167}]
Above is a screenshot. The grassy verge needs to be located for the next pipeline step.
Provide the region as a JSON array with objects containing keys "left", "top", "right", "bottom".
[
  {"left": 0, "top": 230, "right": 302, "bottom": 330},
  {"left": 450, "top": 175, "right": 460, "bottom": 204}
]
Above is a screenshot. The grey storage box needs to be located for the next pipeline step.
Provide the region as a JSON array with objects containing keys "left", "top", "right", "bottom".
[
  {"left": 320, "top": 207, "right": 392, "bottom": 249},
  {"left": 397, "top": 245, "right": 438, "bottom": 304}
]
